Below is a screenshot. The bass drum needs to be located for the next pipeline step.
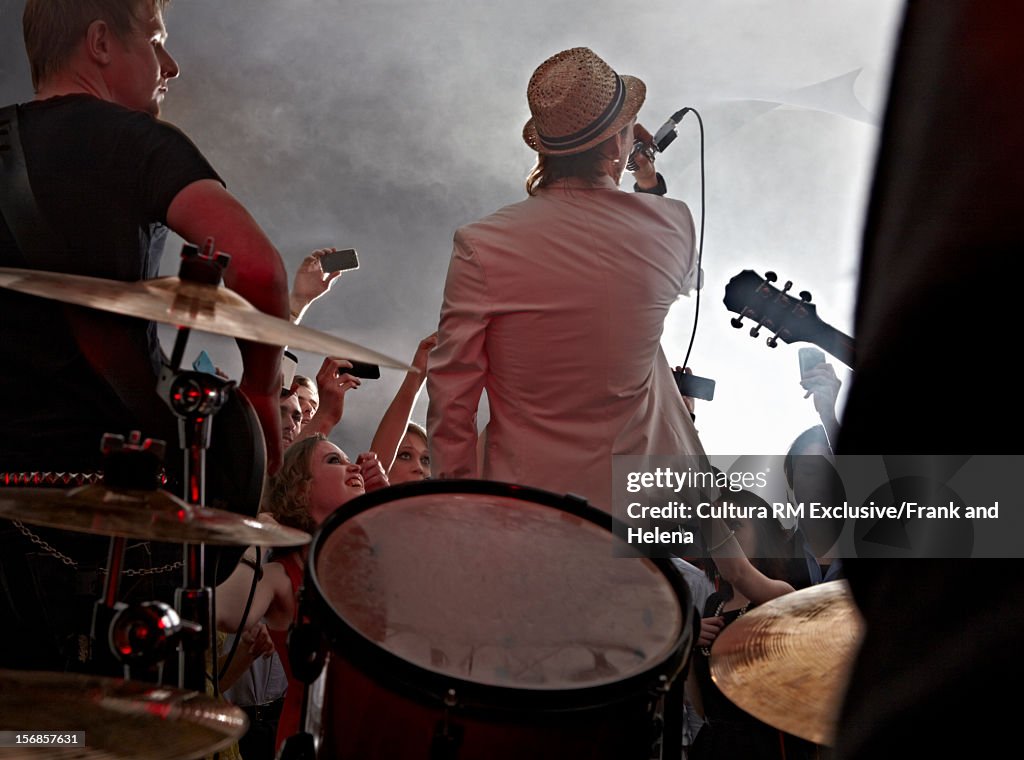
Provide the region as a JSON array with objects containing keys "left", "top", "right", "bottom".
[{"left": 306, "top": 480, "right": 693, "bottom": 760}]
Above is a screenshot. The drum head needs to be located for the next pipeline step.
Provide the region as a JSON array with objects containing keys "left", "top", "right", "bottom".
[{"left": 310, "top": 481, "right": 688, "bottom": 707}]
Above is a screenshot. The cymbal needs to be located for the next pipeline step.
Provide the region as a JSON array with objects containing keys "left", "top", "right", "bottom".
[
  {"left": 0, "top": 485, "right": 310, "bottom": 547},
  {"left": 0, "top": 267, "right": 414, "bottom": 371},
  {"left": 710, "top": 580, "right": 865, "bottom": 746},
  {"left": 0, "top": 669, "right": 246, "bottom": 759}
]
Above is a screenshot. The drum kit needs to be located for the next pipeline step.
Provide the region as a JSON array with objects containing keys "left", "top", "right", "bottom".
[{"left": 0, "top": 255, "right": 865, "bottom": 759}]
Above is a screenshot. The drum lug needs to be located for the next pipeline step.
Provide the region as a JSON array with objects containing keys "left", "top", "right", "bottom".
[{"left": 430, "top": 688, "right": 463, "bottom": 760}]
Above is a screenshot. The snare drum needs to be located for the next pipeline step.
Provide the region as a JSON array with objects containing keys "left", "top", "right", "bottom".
[{"left": 305, "top": 480, "right": 693, "bottom": 760}]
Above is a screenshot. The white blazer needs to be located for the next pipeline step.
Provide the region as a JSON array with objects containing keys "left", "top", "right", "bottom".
[{"left": 427, "top": 175, "right": 704, "bottom": 512}]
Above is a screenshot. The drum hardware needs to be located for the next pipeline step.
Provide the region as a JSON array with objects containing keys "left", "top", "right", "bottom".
[
  {"left": 431, "top": 689, "right": 464, "bottom": 760},
  {"left": 0, "top": 668, "right": 248, "bottom": 760},
  {"left": 709, "top": 579, "right": 864, "bottom": 746},
  {"left": 278, "top": 588, "right": 329, "bottom": 760},
  {"left": 157, "top": 240, "right": 245, "bottom": 693}
]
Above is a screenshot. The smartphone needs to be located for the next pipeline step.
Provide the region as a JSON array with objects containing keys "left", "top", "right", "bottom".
[
  {"left": 192, "top": 350, "right": 217, "bottom": 376},
  {"left": 320, "top": 248, "right": 359, "bottom": 273},
  {"left": 281, "top": 349, "right": 299, "bottom": 389},
  {"left": 673, "top": 369, "right": 716, "bottom": 401},
  {"left": 339, "top": 360, "right": 380, "bottom": 380},
  {"left": 798, "top": 347, "right": 826, "bottom": 379}
]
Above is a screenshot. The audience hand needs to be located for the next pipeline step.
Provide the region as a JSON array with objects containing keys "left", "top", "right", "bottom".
[
  {"left": 356, "top": 451, "right": 389, "bottom": 492},
  {"left": 289, "top": 248, "right": 344, "bottom": 321},
  {"left": 240, "top": 621, "right": 275, "bottom": 659},
  {"left": 697, "top": 615, "right": 725, "bottom": 648},
  {"left": 410, "top": 332, "right": 438, "bottom": 381},
  {"left": 800, "top": 362, "right": 841, "bottom": 419},
  {"left": 313, "top": 357, "right": 361, "bottom": 423}
]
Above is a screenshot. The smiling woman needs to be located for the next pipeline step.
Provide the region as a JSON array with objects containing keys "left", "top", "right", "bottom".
[{"left": 215, "top": 433, "right": 389, "bottom": 753}]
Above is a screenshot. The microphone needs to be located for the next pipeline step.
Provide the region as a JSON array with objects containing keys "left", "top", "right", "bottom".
[
  {"left": 652, "top": 108, "right": 692, "bottom": 153},
  {"left": 627, "top": 108, "right": 692, "bottom": 170}
]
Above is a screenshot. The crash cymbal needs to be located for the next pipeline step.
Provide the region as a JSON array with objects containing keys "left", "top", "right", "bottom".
[
  {"left": 0, "top": 267, "right": 414, "bottom": 371},
  {"left": 710, "top": 580, "right": 864, "bottom": 746},
  {"left": 0, "top": 669, "right": 246, "bottom": 759},
  {"left": 0, "top": 485, "right": 310, "bottom": 547}
]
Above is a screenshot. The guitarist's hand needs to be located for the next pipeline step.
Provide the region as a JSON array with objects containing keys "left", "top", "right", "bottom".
[{"left": 241, "top": 384, "right": 284, "bottom": 475}]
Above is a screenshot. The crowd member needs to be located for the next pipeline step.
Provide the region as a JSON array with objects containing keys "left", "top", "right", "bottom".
[
  {"left": 279, "top": 387, "right": 304, "bottom": 448},
  {"left": 784, "top": 425, "right": 844, "bottom": 586},
  {"left": 689, "top": 492, "right": 819, "bottom": 760},
  {"left": 370, "top": 332, "right": 436, "bottom": 479},
  {"left": 428, "top": 47, "right": 702, "bottom": 511},
  {"left": 787, "top": 360, "right": 845, "bottom": 585},
  {"left": 216, "top": 435, "right": 389, "bottom": 752},
  {"left": 0, "top": 0, "right": 289, "bottom": 673},
  {"left": 292, "top": 374, "right": 319, "bottom": 427},
  {"left": 386, "top": 423, "right": 431, "bottom": 483}
]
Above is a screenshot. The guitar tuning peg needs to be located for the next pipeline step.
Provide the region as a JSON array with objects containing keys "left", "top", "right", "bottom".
[
  {"left": 730, "top": 317, "right": 744, "bottom": 329},
  {"left": 799, "top": 290, "right": 812, "bottom": 302},
  {"left": 764, "top": 271, "right": 778, "bottom": 283},
  {"left": 782, "top": 281, "right": 793, "bottom": 294},
  {"left": 750, "top": 326, "right": 760, "bottom": 337},
  {"left": 767, "top": 336, "right": 779, "bottom": 348}
]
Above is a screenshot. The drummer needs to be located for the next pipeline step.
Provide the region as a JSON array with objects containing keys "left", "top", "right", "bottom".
[{"left": 0, "top": 0, "right": 289, "bottom": 672}]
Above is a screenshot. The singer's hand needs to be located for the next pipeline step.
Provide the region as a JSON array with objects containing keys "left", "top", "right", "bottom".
[{"left": 631, "top": 123, "right": 659, "bottom": 190}]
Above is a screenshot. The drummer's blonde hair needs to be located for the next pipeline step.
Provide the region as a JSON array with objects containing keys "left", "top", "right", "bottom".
[{"left": 262, "top": 434, "right": 324, "bottom": 536}]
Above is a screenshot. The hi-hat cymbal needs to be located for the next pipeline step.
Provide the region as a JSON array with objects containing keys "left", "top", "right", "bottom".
[
  {"left": 0, "top": 669, "right": 246, "bottom": 759},
  {"left": 0, "top": 485, "right": 310, "bottom": 547},
  {"left": 710, "top": 580, "right": 864, "bottom": 746},
  {"left": 0, "top": 267, "right": 414, "bottom": 371}
]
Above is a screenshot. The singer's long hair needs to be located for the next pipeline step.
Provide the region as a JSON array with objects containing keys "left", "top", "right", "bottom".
[{"left": 525, "top": 123, "right": 631, "bottom": 196}]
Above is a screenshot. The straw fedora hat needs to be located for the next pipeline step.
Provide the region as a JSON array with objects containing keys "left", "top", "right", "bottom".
[{"left": 522, "top": 47, "right": 646, "bottom": 156}]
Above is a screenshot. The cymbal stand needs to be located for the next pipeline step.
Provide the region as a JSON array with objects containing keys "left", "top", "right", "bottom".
[
  {"left": 90, "top": 432, "right": 196, "bottom": 680},
  {"left": 158, "top": 240, "right": 234, "bottom": 691}
]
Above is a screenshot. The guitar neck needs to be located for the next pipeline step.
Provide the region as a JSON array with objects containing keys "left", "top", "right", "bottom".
[{"left": 810, "top": 324, "right": 856, "bottom": 368}]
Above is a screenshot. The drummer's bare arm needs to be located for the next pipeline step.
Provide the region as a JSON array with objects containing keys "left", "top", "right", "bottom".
[
  {"left": 296, "top": 358, "right": 360, "bottom": 441},
  {"left": 370, "top": 333, "right": 437, "bottom": 472},
  {"left": 289, "top": 248, "right": 344, "bottom": 324},
  {"left": 167, "top": 179, "right": 289, "bottom": 472}
]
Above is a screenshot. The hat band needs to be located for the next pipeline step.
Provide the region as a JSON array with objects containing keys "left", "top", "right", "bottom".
[{"left": 536, "top": 74, "right": 626, "bottom": 152}]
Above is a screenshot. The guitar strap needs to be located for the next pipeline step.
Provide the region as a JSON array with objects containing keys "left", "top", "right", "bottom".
[{"left": 0, "top": 104, "right": 65, "bottom": 264}]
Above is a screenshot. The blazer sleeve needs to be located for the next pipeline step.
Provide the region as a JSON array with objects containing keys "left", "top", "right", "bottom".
[{"left": 427, "top": 229, "right": 490, "bottom": 479}]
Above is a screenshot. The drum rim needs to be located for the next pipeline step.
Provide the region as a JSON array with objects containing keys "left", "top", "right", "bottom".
[{"left": 305, "top": 478, "right": 694, "bottom": 714}]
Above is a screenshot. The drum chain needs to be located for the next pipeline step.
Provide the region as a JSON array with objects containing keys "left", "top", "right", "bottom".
[{"left": 12, "top": 520, "right": 182, "bottom": 576}]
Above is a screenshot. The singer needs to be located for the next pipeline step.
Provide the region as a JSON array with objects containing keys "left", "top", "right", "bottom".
[{"left": 428, "top": 46, "right": 704, "bottom": 512}]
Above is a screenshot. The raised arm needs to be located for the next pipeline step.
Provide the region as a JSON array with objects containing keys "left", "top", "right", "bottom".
[
  {"left": 370, "top": 333, "right": 437, "bottom": 471},
  {"left": 706, "top": 519, "right": 794, "bottom": 604}
]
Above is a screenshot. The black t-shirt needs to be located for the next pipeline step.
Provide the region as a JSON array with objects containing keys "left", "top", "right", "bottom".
[{"left": 0, "top": 95, "right": 221, "bottom": 470}]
